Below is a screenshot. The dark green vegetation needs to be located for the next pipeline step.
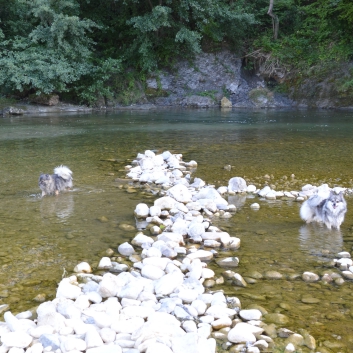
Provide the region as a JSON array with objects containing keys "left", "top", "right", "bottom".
[{"left": 0, "top": 0, "right": 352, "bottom": 105}]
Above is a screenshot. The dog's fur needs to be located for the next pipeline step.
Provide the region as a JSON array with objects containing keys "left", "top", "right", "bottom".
[
  {"left": 39, "top": 165, "right": 73, "bottom": 197},
  {"left": 300, "top": 188, "right": 347, "bottom": 229}
]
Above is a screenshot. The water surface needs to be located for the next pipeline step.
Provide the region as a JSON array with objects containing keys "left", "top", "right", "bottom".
[{"left": 1, "top": 109, "right": 353, "bottom": 352}]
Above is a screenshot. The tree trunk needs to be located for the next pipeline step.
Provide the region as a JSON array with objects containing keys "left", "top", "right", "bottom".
[{"left": 267, "top": 0, "right": 279, "bottom": 40}]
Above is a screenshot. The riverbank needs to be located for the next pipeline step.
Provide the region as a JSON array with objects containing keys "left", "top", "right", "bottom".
[
  {"left": 1, "top": 52, "right": 353, "bottom": 113},
  {"left": 2, "top": 149, "right": 353, "bottom": 353}
]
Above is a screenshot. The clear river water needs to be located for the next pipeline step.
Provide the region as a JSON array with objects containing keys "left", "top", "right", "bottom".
[{"left": 1, "top": 108, "right": 353, "bottom": 352}]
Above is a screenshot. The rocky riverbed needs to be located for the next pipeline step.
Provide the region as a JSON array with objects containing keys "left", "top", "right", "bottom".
[{"left": 0, "top": 150, "right": 352, "bottom": 353}]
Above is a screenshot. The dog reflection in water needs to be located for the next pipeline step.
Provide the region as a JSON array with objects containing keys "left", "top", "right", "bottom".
[
  {"left": 299, "top": 223, "right": 343, "bottom": 257},
  {"left": 40, "top": 193, "right": 74, "bottom": 220}
]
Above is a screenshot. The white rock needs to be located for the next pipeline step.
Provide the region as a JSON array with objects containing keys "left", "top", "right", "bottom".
[
  {"left": 25, "top": 343, "right": 43, "bottom": 353},
  {"left": 239, "top": 309, "right": 262, "bottom": 321},
  {"left": 131, "top": 312, "right": 185, "bottom": 342},
  {"left": 302, "top": 272, "right": 320, "bottom": 282},
  {"left": 199, "top": 316, "right": 215, "bottom": 324},
  {"left": 205, "top": 305, "right": 236, "bottom": 319},
  {"left": 85, "top": 326, "right": 104, "bottom": 348},
  {"left": 228, "top": 323, "right": 257, "bottom": 344},
  {"left": 145, "top": 342, "right": 173, "bottom": 353},
  {"left": 131, "top": 233, "right": 154, "bottom": 247},
  {"left": 97, "top": 273, "right": 121, "bottom": 298},
  {"left": 191, "top": 300, "right": 207, "bottom": 315},
  {"left": 29, "top": 325, "right": 54, "bottom": 339},
  {"left": 134, "top": 204, "right": 149, "bottom": 219},
  {"left": 142, "top": 257, "right": 171, "bottom": 270},
  {"left": 121, "top": 306, "right": 155, "bottom": 319},
  {"left": 265, "top": 190, "right": 276, "bottom": 200},
  {"left": 171, "top": 219, "right": 189, "bottom": 235},
  {"left": 178, "top": 289, "right": 199, "bottom": 303},
  {"left": 74, "top": 262, "right": 92, "bottom": 273},
  {"left": 99, "top": 328, "right": 116, "bottom": 343},
  {"left": 217, "top": 186, "right": 228, "bottom": 195},
  {"left": 149, "top": 205, "right": 162, "bottom": 217},
  {"left": 228, "top": 177, "right": 247, "bottom": 193},
  {"left": 118, "top": 243, "right": 135, "bottom": 256},
  {"left": 197, "top": 324, "right": 212, "bottom": 339},
  {"left": 98, "top": 257, "right": 112, "bottom": 269},
  {"left": 56, "top": 278, "right": 81, "bottom": 300},
  {"left": 182, "top": 321, "right": 197, "bottom": 333},
  {"left": 111, "top": 318, "right": 144, "bottom": 334},
  {"left": 193, "top": 187, "right": 228, "bottom": 207},
  {"left": 8, "top": 348, "right": 24, "bottom": 353},
  {"left": 172, "top": 332, "right": 212, "bottom": 353},
  {"left": 258, "top": 186, "right": 271, "bottom": 197},
  {"left": 2, "top": 332, "right": 33, "bottom": 348},
  {"left": 86, "top": 345, "right": 122, "bottom": 353},
  {"left": 187, "top": 250, "right": 213, "bottom": 261},
  {"left": 201, "top": 268, "right": 215, "bottom": 279},
  {"left": 150, "top": 226, "right": 162, "bottom": 235},
  {"left": 154, "top": 196, "right": 176, "bottom": 210},
  {"left": 87, "top": 291, "right": 103, "bottom": 304},
  {"left": 144, "top": 247, "right": 162, "bottom": 258},
  {"left": 157, "top": 232, "right": 185, "bottom": 245},
  {"left": 188, "top": 223, "right": 205, "bottom": 239},
  {"left": 247, "top": 185, "right": 257, "bottom": 193},
  {"left": 284, "top": 343, "right": 296, "bottom": 353},
  {"left": 336, "top": 258, "right": 353, "bottom": 270},
  {"left": 211, "top": 317, "right": 232, "bottom": 330},
  {"left": 141, "top": 265, "right": 165, "bottom": 280},
  {"left": 154, "top": 271, "right": 184, "bottom": 296},
  {"left": 118, "top": 280, "right": 144, "bottom": 300},
  {"left": 250, "top": 203, "right": 260, "bottom": 210}
]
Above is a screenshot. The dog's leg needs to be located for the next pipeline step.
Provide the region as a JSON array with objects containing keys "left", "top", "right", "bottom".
[
  {"left": 55, "top": 190, "right": 59, "bottom": 196},
  {"left": 41, "top": 191, "right": 46, "bottom": 197}
]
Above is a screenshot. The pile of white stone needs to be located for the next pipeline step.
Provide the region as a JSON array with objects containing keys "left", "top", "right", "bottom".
[
  {"left": 0, "top": 257, "right": 279, "bottom": 353},
  {"left": 255, "top": 183, "right": 347, "bottom": 202},
  {"left": 333, "top": 251, "right": 353, "bottom": 282}
]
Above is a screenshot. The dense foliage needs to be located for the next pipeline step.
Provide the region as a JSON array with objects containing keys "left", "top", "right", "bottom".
[{"left": 0, "top": 0, "right": 352, "bottom": 104}]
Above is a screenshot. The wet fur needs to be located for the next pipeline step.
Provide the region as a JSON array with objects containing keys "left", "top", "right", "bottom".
[
  {"left": 300, "top": 190, "right": 347, "bottom": 229},
  {"left": 39, "top": 165, "right": 73, "bottom": 196}
]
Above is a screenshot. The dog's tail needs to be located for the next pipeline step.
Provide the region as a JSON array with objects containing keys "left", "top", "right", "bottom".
[
  {"left": 54, "top": 165, "right": 73, "bottom": 181},
  {"left": 300, "top": 200, "right": 315, "bottom": 223}
]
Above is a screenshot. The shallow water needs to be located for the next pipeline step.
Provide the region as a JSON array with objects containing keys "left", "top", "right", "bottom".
[{"left": 1, "top": 109, "right": 353, "bottom": 351}]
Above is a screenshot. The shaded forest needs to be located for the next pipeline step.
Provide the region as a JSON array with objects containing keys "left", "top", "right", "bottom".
[{"left": 0, "top": 0, "right": 352, "bottom": 105}]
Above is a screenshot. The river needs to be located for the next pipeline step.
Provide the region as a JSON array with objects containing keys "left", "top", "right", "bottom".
[{"left": 0, "top": 108, "right": 353, "bottom": 352}]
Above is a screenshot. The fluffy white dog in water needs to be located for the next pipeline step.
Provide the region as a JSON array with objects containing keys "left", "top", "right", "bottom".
[
  {"left": 300, "top": 184, "right": 347, "bottom": 229},
  {"left": 38, "top": 165, "right": 73, "bottom": 196}
]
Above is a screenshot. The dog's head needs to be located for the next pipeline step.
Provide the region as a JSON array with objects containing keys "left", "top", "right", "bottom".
[
  {"left": 38, "top": 173, "right": 55, "bottom": 191},
  {"left": 327, "top": 191, "right": 346, "bottom": 210}
]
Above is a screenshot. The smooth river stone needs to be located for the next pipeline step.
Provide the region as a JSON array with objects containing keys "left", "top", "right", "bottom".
[
  {"left": 302, "top": 272, "right": 320, "bottom": 282},
  {"left": 216, "top": 257, "right": 239, "bottom": 268},
  {"left": 118, "top": 243, "right": 135, "bottom": 256},
  {"left": 239, "top": 309, "right": 262, "bottom": 321},
  {"left": 134, "top": 203, "right": 150, "bottom": 218}
]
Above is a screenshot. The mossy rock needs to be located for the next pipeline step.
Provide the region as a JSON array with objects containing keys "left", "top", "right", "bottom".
[
  {"left": 249, "top": 88, "right": 274, "bottom": 106},
  {"left": 145, "top": 87, "right": 169, "bottom": 98}
]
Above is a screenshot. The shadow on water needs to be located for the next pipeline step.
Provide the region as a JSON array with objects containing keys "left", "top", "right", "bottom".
[{"left": 1, "top": 109, "right": 353, "bottom": 351}]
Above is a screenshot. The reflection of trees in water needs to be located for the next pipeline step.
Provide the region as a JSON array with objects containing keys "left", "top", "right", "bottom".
[
  {"left": 299, "top": 224, "right": 343, "bottom": 256},
  {"left": 40, "top": 193, "right": 74, "bottom": 220}
]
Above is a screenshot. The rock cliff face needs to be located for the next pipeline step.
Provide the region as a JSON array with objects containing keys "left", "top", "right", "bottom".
[
  {"left": 284, "top": 62, "right": 353, "bottom": 109},
  {"left": 145, "top": 51, "right": 293, "bottom": 108}
]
